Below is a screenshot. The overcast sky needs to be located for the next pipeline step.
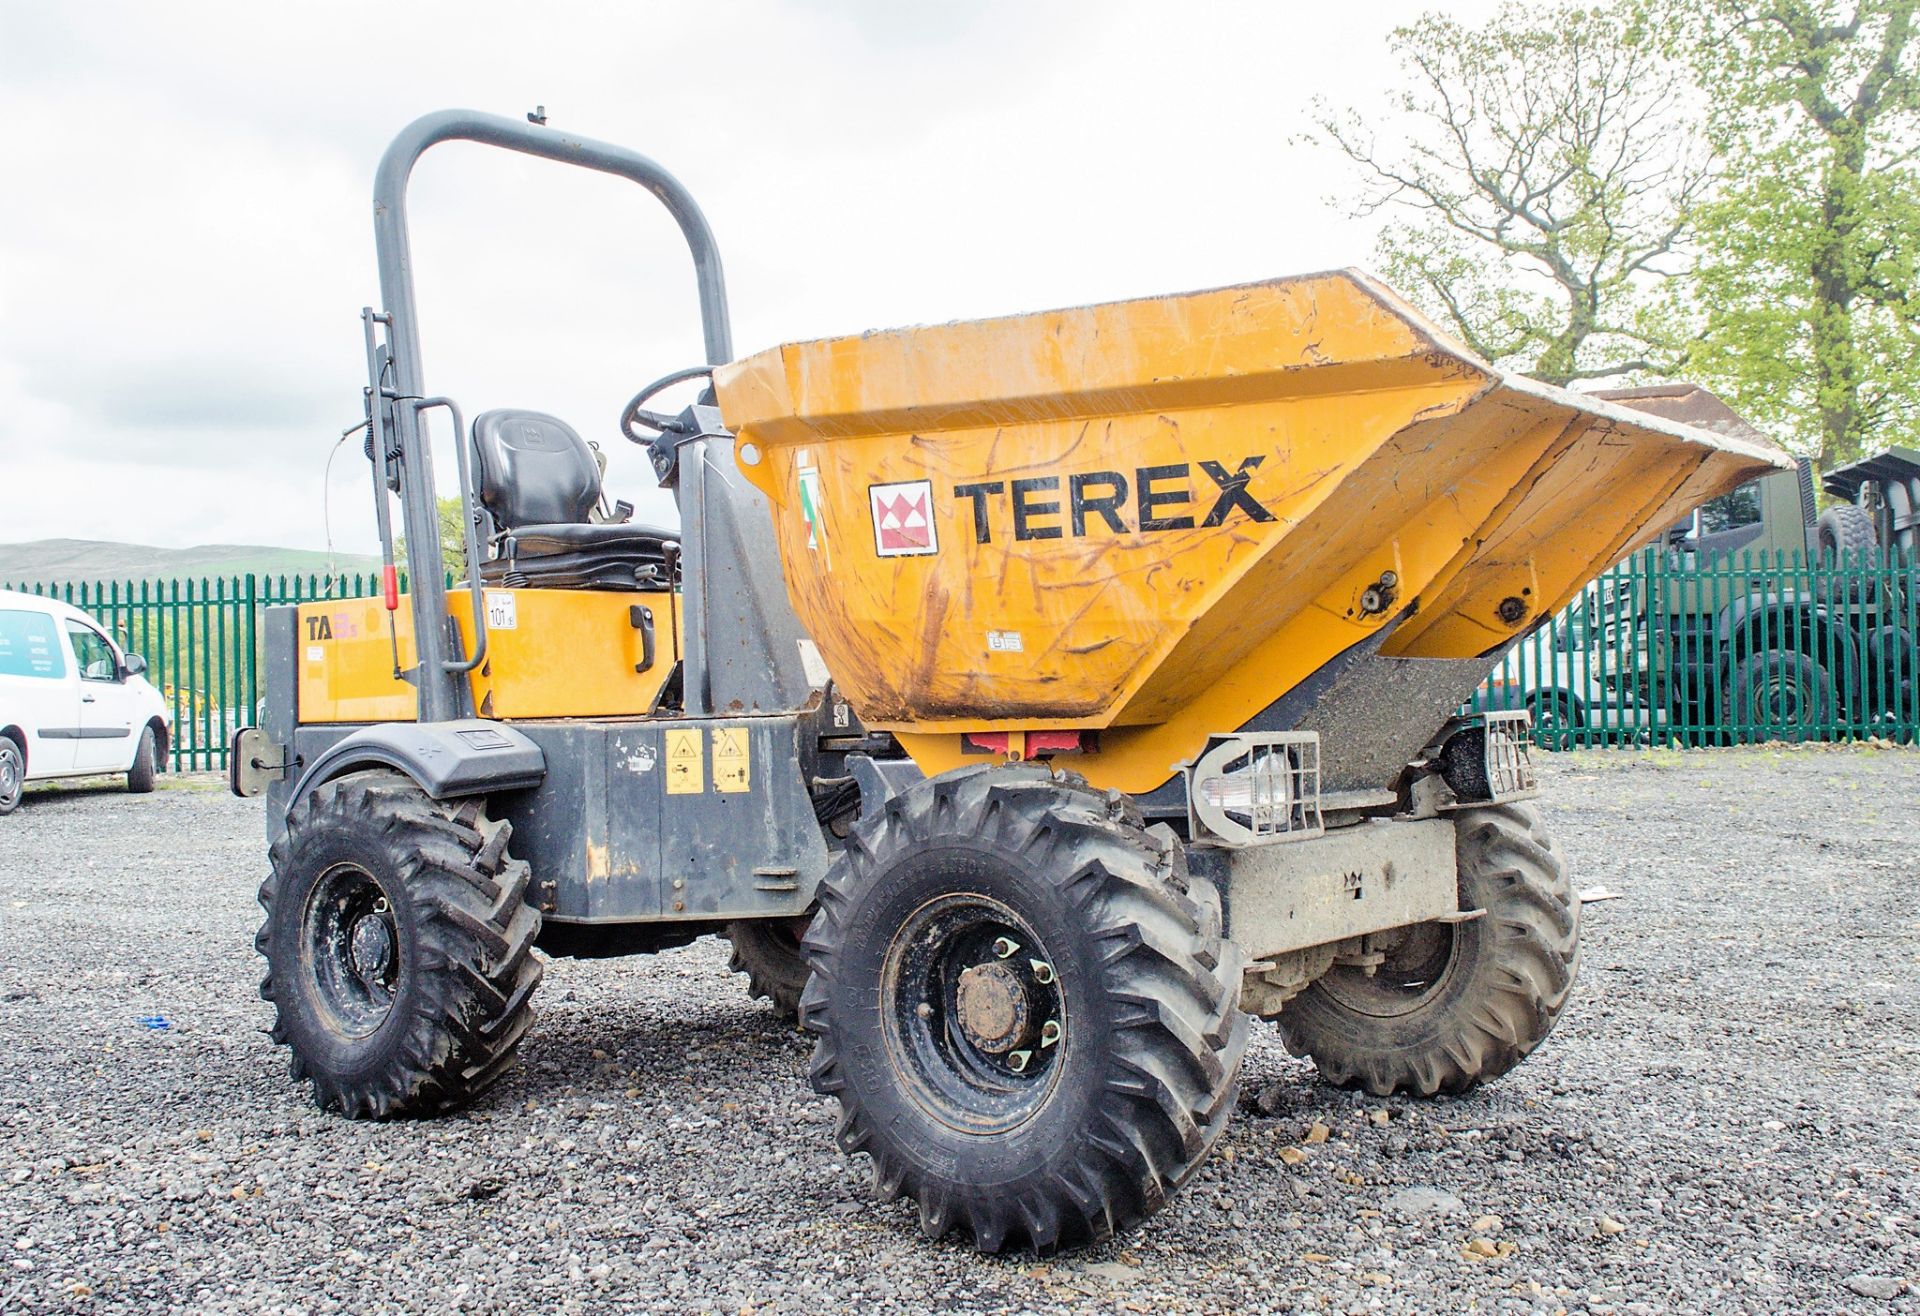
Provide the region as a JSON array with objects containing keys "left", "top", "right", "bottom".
[{"left": 0, "top": 0, "right": 1503, "bottom": 556}]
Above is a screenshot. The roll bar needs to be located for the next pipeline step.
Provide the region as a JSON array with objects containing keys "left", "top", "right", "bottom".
[{"left": 368, "top": 109, "right": 732, "bottom": 722}]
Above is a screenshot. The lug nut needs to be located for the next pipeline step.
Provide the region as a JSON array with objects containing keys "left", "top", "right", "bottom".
[
  {"left": 916, "top": 1002, "right": 933, "bottom": 1019},
  {"left": 1029, "top": 960, "right": 1055, "bottom": 985},
  {"left": 1007, "top": 1050, "right": 1032, "bottom": 1073},
  {"left": 1039, "top": 1020, "right": 1061, "bottom": 1048},
  {"left": 993, "top": 937, "right": 1020, "bottom": 959}
]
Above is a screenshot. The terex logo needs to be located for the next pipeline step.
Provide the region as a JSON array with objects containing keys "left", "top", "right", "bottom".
[{"left": 952, "top": 457, "right": 1274, "bottom": 544}]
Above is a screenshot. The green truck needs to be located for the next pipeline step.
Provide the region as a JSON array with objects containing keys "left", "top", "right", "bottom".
[{"left": 1480, "top": 386, "right": 1917, "bottom": 743}]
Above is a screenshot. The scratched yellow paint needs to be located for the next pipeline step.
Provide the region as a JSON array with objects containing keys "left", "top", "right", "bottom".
[{"left": 717, "top": 269, "right": 1789, "bottom": 793}]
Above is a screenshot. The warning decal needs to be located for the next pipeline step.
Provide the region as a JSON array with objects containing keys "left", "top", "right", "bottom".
[
  {"left": 712, "top": 727, "right": 750, "bottom": 793},
  {"left": 869, "top": 479, "right": 937, "bottom": 558},
  {"left": 798, "top": 464, "right": 826, "bottom": 559},
  {"left": 664, "top": 728, "right": 703, "bottom": 795}
]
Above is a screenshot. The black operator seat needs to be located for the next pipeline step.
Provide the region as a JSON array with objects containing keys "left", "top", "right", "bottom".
[{"left": 470, "top": 409, "right": 676, "bottom": 591}]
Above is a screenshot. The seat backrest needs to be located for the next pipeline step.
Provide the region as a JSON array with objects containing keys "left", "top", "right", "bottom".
[{"left": 471, "top": 409, "right": 600, "bottom": 531}]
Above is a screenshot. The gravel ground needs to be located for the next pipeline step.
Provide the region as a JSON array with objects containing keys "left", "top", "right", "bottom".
[{"left": 2, "top": 747, "right": 1917, "bottom": 1315}]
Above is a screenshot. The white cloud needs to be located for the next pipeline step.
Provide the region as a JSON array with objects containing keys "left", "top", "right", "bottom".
[{"left": 0, "top": 0, "right": 1501, "bottom": 552}]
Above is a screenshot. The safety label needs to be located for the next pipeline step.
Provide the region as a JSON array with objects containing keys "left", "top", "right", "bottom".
[
  {"left": 987, "top": 630, "right": 1025, "bottom": 653},
  {"left": 798, "top": 464, "right": 826, "bottom": 560},
  {"left": 664, "top": 728, "right": 703, "bottom": 795},
  {"left": 712, "top": 727, "right": 750, "bottom": 793}
]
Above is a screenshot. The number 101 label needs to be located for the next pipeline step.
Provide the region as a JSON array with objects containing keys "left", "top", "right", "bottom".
[{"left": 484, "top": 591, "right": 518, "bottom": 630}]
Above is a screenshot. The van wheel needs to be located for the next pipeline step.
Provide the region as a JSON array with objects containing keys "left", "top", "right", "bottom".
[
  {"left": 126, "top": 726, "right": 157, "bottom": 794},
  {"left": 1526, "top": 694, "right": 1581, "bottom": 751},
  {"left": 0, "top": 738, "right": 23, "bottom": 815}
]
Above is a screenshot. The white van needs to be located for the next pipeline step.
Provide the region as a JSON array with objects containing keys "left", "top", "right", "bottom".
[{"left": 0, "top": 589, "right": 171, "bottom": 814}]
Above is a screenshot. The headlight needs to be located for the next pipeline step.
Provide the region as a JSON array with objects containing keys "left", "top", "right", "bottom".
[{"left": 1199, "top": 762, "right": 1295, "bottom": 820}]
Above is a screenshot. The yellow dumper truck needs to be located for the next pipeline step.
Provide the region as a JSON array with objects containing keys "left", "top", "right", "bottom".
[{"left": 232, "top": 111, "right": 1788, "bottom": 1253}]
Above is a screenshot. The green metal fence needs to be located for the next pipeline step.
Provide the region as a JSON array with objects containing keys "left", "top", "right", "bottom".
[
  {"left": 10, "top": 548, "right": 1917, "bottom": 773},
  {"left": 6, "top": 573, "right": 387, "bottom": 773},
  {"left": 1471, "top": 546, "right": 1919, "bottom": 749}
]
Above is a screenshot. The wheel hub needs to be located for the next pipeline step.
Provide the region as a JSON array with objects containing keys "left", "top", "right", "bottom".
[
  {"left": 304, "top": 865, "right": 400, "bottom": 1038},
  {"left": 955, "top": 962, "right": 1030, "bottom": 1054},
  {"left": 348, "top": 914, "right": 395, "bottom": 982},
  {"left": 881, "top": 893, "right": 1068, "bottom": 1135}
]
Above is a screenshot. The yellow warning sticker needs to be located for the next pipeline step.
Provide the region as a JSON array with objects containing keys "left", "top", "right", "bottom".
[
  {"left": 665, "top": 728, "right": 703, "bottom": 795},
  {"left": 712, "top": 726, "right": 750, "bottom": 793}
]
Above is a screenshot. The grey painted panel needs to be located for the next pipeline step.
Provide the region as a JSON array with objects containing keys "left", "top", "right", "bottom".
[
  {"left": 273, "top": 711, "right": 829, "bottom": 926},
  {"left": 678, "top": 430, "right": 819, "bottom": 717},
  {"left": 499, "top": 715, "right": 830, "bottom": 925},
  {"left": 1222, "top": 818, "right": 1459, "bottom": 960}
]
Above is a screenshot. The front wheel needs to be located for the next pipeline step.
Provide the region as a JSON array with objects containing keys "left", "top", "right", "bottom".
[
  {"left": 126, "top": 725, "right": 157, "bottom": 794},
  {"left": 0, "top": 738, "right": 23, "bottom": 815},
  {"left": 802, "top": 765, "right": 1247, "bottom": 1254},
  {"left": 1277, "top": 804, "right": 1577, "bottom": 1097},
  {"left": 256, "top": 771, "right": 543, "bottom": 1118}
]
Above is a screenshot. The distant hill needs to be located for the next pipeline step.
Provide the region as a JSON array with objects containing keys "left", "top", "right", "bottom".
[{"left": 0, "top": 538, "right": 381, "bottom": 586}]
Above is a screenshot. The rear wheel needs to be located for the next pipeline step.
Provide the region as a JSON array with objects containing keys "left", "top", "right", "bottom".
[
  {"left": 1727, "top": 649, "right": 1834, "bottom": 742},
  {"left": 1277, "top": 804, "right": 1577, "bottom": 1097},
  {"left": 802, "top": 764, "right": 1246, "bottom": 1253},
  {"left": 257, "top": 770, "right": 543, "bottom": 1118},
  {"left": 0, "top": 738, "right": 23, "bottom": 816},
  {"left": 126, "top": 726, "right": 157, "bottom": 794},
  {"left": 723, "top": 917, "right": 812, "bottom": 1019}
]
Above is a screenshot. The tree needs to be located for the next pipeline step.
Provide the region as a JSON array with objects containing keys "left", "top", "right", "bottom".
[
  {"left": 1677, "top": 1, "right": 1918, "bottom": 469},
  {"left": 1314, "top": 3, "right": 1712, "bottom": 386},
  {"left": 395, "top": 495, "right": 471, "bottom": 582}
]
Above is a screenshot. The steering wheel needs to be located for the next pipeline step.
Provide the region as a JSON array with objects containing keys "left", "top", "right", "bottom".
[{"left": 621, "top": 365, "right": 716, "bottom": 444}]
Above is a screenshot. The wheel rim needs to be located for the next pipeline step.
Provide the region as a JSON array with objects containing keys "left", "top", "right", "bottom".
[
  {"left": 1753, "top": 673, "right": 1810, "bottom": 726},
  {"left": 1315, "top": 922, "right": 1459, "bottom": 1019},
  {"left": 881, "top": 892, "right": 1068, "bottom": 1135},
  {"left": 303, "top": 863, "right": 401, "bottom": 1038},
  {"left": 0, "top": 747, "right": 20, "bottom": 805}
]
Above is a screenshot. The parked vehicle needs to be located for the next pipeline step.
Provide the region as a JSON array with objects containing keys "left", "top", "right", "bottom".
[
  {"left": 1474, "top": 585, "right": 1667, "bottom": 746},
  {"left": 0, "top": 589, "right": 170, "bottom": 814},
  {"left": 1595, "top": 387, "right": 1916, "bottom": 742}
]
